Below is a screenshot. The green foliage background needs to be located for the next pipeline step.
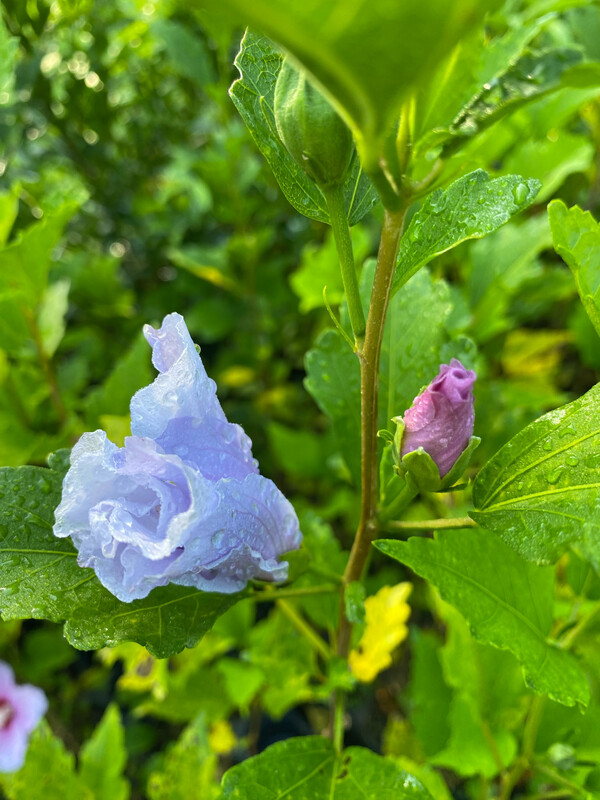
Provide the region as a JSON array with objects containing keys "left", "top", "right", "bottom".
[{"left": 1, "top": 0, "right": 600, "bottom": 798}]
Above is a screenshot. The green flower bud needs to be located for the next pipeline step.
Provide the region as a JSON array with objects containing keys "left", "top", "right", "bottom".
[{"left": 274, "top": 57, "right": 354, "bottom": 189}]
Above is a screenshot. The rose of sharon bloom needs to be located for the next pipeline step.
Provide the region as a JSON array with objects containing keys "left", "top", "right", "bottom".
[
  {"left": 400, "top": 358, "right": 476, "bottom": 478},
  {"left": 54, "top": 313, "right": 301, "bottom": 602},
  {"left": 0, "top": 661, "right": 47, "bottom": 773}
]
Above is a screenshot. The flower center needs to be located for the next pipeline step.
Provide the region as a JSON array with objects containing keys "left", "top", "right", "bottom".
[{"left": 0, "top": 699, "right": 14, "bottom": 730}]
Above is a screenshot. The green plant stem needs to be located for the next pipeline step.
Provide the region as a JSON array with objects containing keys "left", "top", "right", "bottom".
[
  {"left": 276, "top": 599, "right": 331, "bottom": 661},
  {"left": 383, "top": 516, "right": 477, "bottom": 532},
  {"left": 333, "top": 690, "right": 345, "bottom": 753},
  {"left": 533, "top": 764, "right": 588, "bottom": 797},
  {"left": 499, "top": 694, "right": 546, "bottom": 800},
  {"left": 336, "top": 203, "right": 409, "bottom": 661},
  {"left": 323, "top": 183, "right": 365, "bottom": 347},
  {"left": 252, "top": 584, "right": 340, "bottom": 602},
  {"left": 327, "top": 202, "right": 409, "bottom": 749},
  {"left": 559, "top": 599, "right": 600, "bottom": 650}
]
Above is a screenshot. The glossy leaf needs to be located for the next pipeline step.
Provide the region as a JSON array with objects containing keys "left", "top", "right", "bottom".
[
  {"left": 429, "top": 48, "right": 592, "bottom": 155},
  {"left": 0, "top": 452, "right": 242, "bottom": 658},
  {"left": 375, "top": 530, "right": 590, "bottom": 708},
  {"left": 391, "top": 171, "right": 541, "bottom": 297},
  {"left": 472, "top": 382, "right": 600, "bottom": 569},
  {"left": 549, "top": 200, "right": 600, "bottom": 338},
  {"left": 213, "top": 0, "right": 498, "bottom": 158},
  {"left": 221, "top": 736, "right": 433, "bottom": 799},
  {"left": 229, "top": 31, "right": 377, "bottom": 225}
]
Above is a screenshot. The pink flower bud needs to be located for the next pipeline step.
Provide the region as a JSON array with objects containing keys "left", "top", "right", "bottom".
[
  {"left": 0, "top": 661, "right": 47, "bottom": 772},
  {"left": 400, "top": 359, "right": 476, "bottom": 478}
]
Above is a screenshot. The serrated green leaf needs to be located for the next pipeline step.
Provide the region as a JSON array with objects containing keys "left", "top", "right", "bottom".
[
  {"left": 375, "top": 530, "right": 590, "bottom": 708},
  {"left": 471, "top": 382, "right": 600, "bottom": 569},
  {"left": 0, "top": 453, "right": 243, "bottom": 658},
  {"left": 434, "top": 49, "right": 591, "bottom": 155},
  {"left": 79, "top": 704, "right": 130, "bottom": 800},
  {"left": 0, "top": 721, "right": 93, "bottom": 800},
  {"left": 214, "top": 0, "right": 498, "bottom": 159},
  {"left": 221, "top": 736, "right": 433, "bottom": 799},
  {"left": 147, "top": 714, "right": 219, "bottom": 800},
  {"left": 391, "top": 171, "right": 541, "bottom": 297},
  {"left": 229, "top": 31, "right": 377, "bottom": 225},
  {"left": 549, "top": 200, "right": 600, "bottom": 338}
]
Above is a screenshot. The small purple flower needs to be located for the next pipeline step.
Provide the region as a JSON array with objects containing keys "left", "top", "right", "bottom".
[
  {"left": 400, "top": 359, "right": 476, "bottom": 478},
  {"left": 0, "top": 661, "right": 47, "bottom": 773},
  {"left": 54, "top": 313, "right": 301, "bottom": 602}
]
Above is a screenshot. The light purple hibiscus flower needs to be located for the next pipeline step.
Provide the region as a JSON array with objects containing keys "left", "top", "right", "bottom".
[
  {"left": 400, "top": 358, "right": 476, "bottom": 478},
  {"left": 54, "top": 313, "right": 301, "bottom": 602},
  {"left": 0, "top": 661, "right": 47, "bottom": 773}
]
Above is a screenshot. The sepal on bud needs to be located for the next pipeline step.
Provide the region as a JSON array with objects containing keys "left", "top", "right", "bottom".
[
  {"left": 274, "top": 57, "right": 354, "bottom": 189},
  {"left": 393, "top": 416, "right": 481, "bottom": 493}
]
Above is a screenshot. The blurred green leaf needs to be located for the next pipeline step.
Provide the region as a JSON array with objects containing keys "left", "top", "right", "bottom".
[
  {"left": 147, "top": 714, "right": 219, "bottom": 800},
  {"left": 405, "top": 629, "right": 452, "bottom": 757},
  {"left": 152, "top": 19, "right": 216, "bottom": 85},
  {"left": 79, "top": 704, "right": 130, "bottom": 800},
  {"left": 304, "top": 329, "right": 361, "bottom": 483},
  {"left": 84, "top": 333, "right": 153, "bottom": 427},
  {"left": 0, "top": 721, "right": 93, "bottom": 800},
  {"left": 549, "top": 200, "right": 600, "bottom": 338},
  {"left": 472, "top": 381, "right": 600, "bottom": 569},
  {"left": 38, "top": 279, "right": 70, "bottom": 357},
  {"left": 375, "top": 530, "right": 590, "bottom": 708},
  {"left": 229, "top": 31, "right": 377, "bottom": 225},
  {"left": 221, "top": 736, "right": 433, "bottom": 799}
]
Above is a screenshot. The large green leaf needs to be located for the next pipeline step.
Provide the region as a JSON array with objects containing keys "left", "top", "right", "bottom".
[
  {"left": 391, "top": 171, "right": 540, "bottom": 297},
  {"left": 229, "top": 31, "right": 376, "bottom": 225},
  {"left": 549, "top": 200, "right": 600, "bottom": 338},
  {"left": 211, "top": 0, "right": 498, "bottom": 159},
  {"left": 375, "top": 530, "right": 590, "bottom": 708},
  {"left": 0, "top": 452, "right": 242, "bottom": 657},
  {"left": 221, "top": 736, "right": 433, "bottom": 799},
  {"left": 471, "top": 382, "right": 600, "bottom": 569}
]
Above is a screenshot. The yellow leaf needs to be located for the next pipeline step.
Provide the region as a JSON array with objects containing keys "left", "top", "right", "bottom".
[{"left": 349, "top": 582, "right": 412, "bottom": 683}]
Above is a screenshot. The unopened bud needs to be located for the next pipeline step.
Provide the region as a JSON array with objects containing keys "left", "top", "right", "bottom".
[{"left": 274, "top": 57, "right": 354, "bottom": 189}]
